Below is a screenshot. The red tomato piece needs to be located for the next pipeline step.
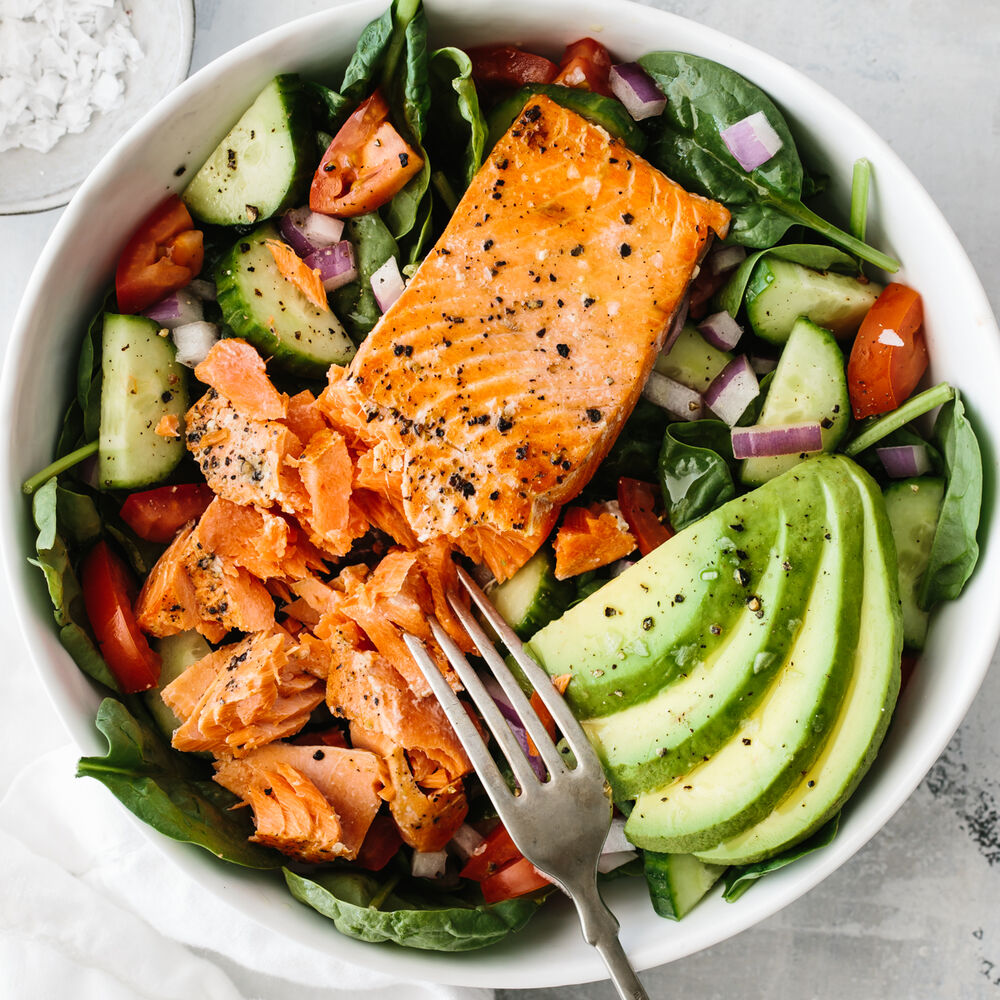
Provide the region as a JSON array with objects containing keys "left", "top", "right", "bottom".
[
  {"left": 355, "top": 814, "right": 404, "bottom": 872},
  {"left": 310, "top": 90, "right": 424, "bottom": 217},
  {"left": 467, "top": 44, "right": 559, "bottom": 88},
  {"left": 115, "top": 195, "right": 204, "bottom": 314},
  {"left": 459, "top": 823, "right": 521, "bottom": 882},
  {"left": 119, "top": 484, "right": 214, "bottom": 543},
  {"left": 480, "top": 856, "right": 551, "bottom": 905},
  {"left": 81, "top": 541, "right": 161, "bottom": 693},
  {"left": 617, "top": 477, "right": 673, "bottom": 555},
  {"left": 554, "top": 37, "right": 613, "bottom": 97},
  {"left": 847, "top": 283, "right": 928, "bottom": 419}
]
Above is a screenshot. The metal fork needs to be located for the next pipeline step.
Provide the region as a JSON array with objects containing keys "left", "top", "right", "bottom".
[{"left": 402, "top": 567, "right": 649, "bottom": 1000}]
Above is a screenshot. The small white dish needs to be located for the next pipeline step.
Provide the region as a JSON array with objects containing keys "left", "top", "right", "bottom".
[{"left": 0, "top": 0, "right": 194, "bottom": 215}]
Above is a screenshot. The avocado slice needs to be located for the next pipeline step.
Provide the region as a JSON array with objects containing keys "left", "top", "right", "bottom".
[
  {"left": 623, "top": 460, "right": 864, "bottom": 853},
  {"left": 693, "top": 461, "right": 902, "bottom": 865}
]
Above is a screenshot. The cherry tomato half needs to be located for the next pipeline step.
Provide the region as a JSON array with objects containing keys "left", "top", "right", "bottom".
[
  {"left": 480, "top": 856, "right": 551, "bottom": 904},
  {"left": 467, "top": 44, "right": 559, "bottom": 88},
  {"left": 847, "top": 283, "right": 928, "bottom": 419},
  {"left": 81, "top": 541, "right": 161, "bottom": 693},
  {"left": 119, "top": 483, "right": 215, "bottom": 543},
  {"left": 617, "top": 477, "right": 673, "bottom": 555},
  {"left": 310, "top": 90, "right": 424, "bottom": 217},
  {"left": 115, "top": 195, "right": 204, "bottom": 314},
  {"left": 459, "top": 823, "right": 521, "bottom": 882},
  {"left": 554, "top": 37, "right": 613, "bottom": 97}
]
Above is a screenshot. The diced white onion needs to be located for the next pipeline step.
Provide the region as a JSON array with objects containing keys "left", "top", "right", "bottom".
[
  {"left": 642, "top": 370, "right": 703, "bottom": 420},
  {"left": 411, "top": 849, "right": 449, "bottom": 879},
  {"left": 448, "top": 824, "right": 486, "bottom": 862},
  {"left": 371, "top": 256, "right": 406, "bottom": 314},
  {"left": 172, "top": 321, "right": 220, "bottom": 368},
  {"left": 185, "top": 278, "right": 217, "bottom": 302},
  {"left": 708, "top": 245, "right": 747, "bottom": 274},
  {"left": 720, "top": 111, "right": 784, "bottom": 172},
  {"left": 603, "top": 816, "right": 632, "bottom": 855}
]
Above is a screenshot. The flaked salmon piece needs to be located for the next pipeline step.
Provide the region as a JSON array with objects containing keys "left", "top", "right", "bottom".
[
  {"left": 163, "top": 632, "right": 324, "bottom": 757},
  {"left": 186, "top": 390, "right": 307, "bottom": 512},
  {"left": 323, "top": 627, "right": 471, "bottom": 780},
  {"left": 414, "top": 538, "right": 475, "bottom": 654},
  {"left": 553, "top": 501, "right": 637, "bottom": 580},
  {"left": 214, "top": 742, "right": 383, "bottom": 861},
  {"left": 454, "top": 510, "right": 559, "bottom": 583},
  {"left": 134, "top": 525, "right": 226, "bottom": 643},
  {"left": 335, "top": 95, "right": 729, "bottom": 577},
  {"left": 316, "top": 365, "right": 379, "bottom": 451},
  {"left": 352, "top": 488, "right": 419, "bottom": 548},
  {"left": 291, "top": 429, "right": 353, "bottom": 541},
  {"left": 283, "top": 389, "right": 328, "bottom": 442},
  {"left": 196, "top": 496, "right": 290, "bottom": 581},
  {"left": 195, "top": 338, "right": 288, "bottom": 421},
  {"left": 351, "top": 727, "right": 467, "bottom": 853}
]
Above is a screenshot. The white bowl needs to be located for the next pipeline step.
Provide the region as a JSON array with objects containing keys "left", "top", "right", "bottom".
[{"left": 2, "top": 0, "right": 998, "bottom": 988}]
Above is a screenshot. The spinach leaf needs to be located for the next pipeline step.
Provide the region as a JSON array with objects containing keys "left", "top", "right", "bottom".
[
  {"left": 638, "top": 53, "right": 897, "bottom": 271},
  {"left": 850, "top": 157, "right": 872, "bottom": 244},
  {"left": 284, "top": 867, "right": 542, "bottom": 951},
  {"left": 584, "top": 398, "right": 669, "bottom": 499},
  {"left": 333, "top": 213, "right": 400, "bottom": 340},
  {"left": 842, "top": 382, "right": 955, "bottom": 458},
  {"left": 429, "top": 46, "right": 487, "bottom": 191},
  {"left": 340, "top": 0, "right": 398, "bottom": 102},
  {"left": 305, "top": 80, "right": 351, "bottom": 134},
  {"left": 717, "top": 242, "right": 860, "bottom": 318},
  {"left": 55, "top": 398, "right": 85, "bottom": 459},
  {"left": 723, "top": 813, "right": 840, "bottom": 902},
  {"left": 485, "top": 84, "right": 648, "bottom": 155},
  {"left": 56, "top": 483, "right": 102, "bottom": 546},
  {"left": 918, "top": 392, "right": 983, "bottom": 609},
  {"left": 28, "top": 478, "right": 118, "bottom": 691},
  {"left": 851, "top": 426, "right": 942, "bottom": 485},
  {"left": 658, "top": 419, "right": 737, "bottom": 531},
  {"left": 78, "top": 698, "right": 283, "bottom": 869},
  {"left": 78, "top": 292, "right": 114, "bottom": 443}
]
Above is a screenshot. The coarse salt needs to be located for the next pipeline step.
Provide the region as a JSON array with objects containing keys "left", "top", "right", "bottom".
[{"left": 0, "top": 0, "right": 143, "bottom": 154}]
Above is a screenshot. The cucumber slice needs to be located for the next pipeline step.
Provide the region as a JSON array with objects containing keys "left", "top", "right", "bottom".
[
  {"left": 883, "top": 477, "right": 945, "bottom": 649},
  {"left": 741, "top": 317, "right": 850, "bottom": 485},
  {"left": 490, "top": 548, "right": 574, "bottom": 640},
  {"left": 745, "top": 258, "right": 881, "bottom": 345},
  {"left": 642, "top": 851, "right": 727, "bottom": 920},
  {"left": 654, "top": 323, "right": 732, "bottom": 392},
  {"left": 144, "top": 630, "right": 213, "bottom": 739},
  {"left": 98, "top": 314, "right": 189, "bottom": 490},
  {"left": 215, "top": 223, "right": 356, "bottom": 377},
  {"left": 183, "top": 75, "right": 313, "bottom": 226}
]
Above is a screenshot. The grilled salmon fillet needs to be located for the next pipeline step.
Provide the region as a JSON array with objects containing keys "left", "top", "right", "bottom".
[{"left": 333, "top": 94, "right": 729, "bottom": 579}]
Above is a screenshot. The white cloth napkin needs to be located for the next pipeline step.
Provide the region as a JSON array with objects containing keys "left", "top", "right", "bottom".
[{"left": 0, "top": 746, "right": 493, "bottom": 1000}]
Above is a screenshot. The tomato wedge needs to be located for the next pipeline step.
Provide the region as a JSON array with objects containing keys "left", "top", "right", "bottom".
[
  {"left": 119, "top": 483, "right": 214, "bottom": 543},
  {"left": 847, "top": 283, "right": 928, "bottom": 419},
  {"left": 355, "top": 814, "right": 404, "bottom": 872},
  {"left": 467, "top": 44, "right": 558, "bottom": 88},
  {"left": 480, "top": 856, "right": 551, "bottom": 904},
  {"left": 554, "top": 37, "right": 613, "bottom": 97},
  {"left": 310, "top": 90, "right": 423, "bottom": 217},
  {"left": 115, "top": 195, "right": 204, "bottom": 314},
  {"left": 81, "top": 541, "right": 161, "bottom": 693},
  {"left": 617, "top": 477, "right": 673, "bottom": 555},
  {"left": 459, "top": 823, "right": 521, "bottom": 881}
]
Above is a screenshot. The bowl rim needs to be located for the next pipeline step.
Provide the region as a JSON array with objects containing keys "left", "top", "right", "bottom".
[{"left": 2, "top": 0, "right": 998, "bottom": 987}]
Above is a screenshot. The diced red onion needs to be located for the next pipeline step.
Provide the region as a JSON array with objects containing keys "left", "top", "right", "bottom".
[
  {"left": 185, "top": 278, "right": 217, "bottom": 302},
  {"left": 482, "top": 676, "right": 547, "bottom": 780},
  {"left": 609, "top": 62, "right": 667, "bottom": 121},
  {"left": 603, "top": 816, "right": 631, "bottom": 855},
  {"left": 371, "top": 256, "right": 406, "bottom": 314},
  {"left": 705, "top": 355, "right": 760, "bottom": 426},
  {"left": 877, "top": 444, "right": 931, "bottom": 478},
  {"left": 642, "top": 370, "right": 704, "bottom": 420},
  {"left": 280, "top": 207, "right": 345, "bottom": 257},
  {"left": 411, "top": 849, "right": 449, "bottom": 879},
  {"left": 662, "top": 293, "right": 690, "bottom": 354},
  {"left": 721, "top": 111, "right": 784, "bottom": 172},
  {"left": 597, "top": 850, "right": 639, "bottom": 874},
  {"left": 731, "top": 421, "right": 823, "bottom": 459},
  {"left": 448, "top": 824, "right": 486, "bottom": 862},
  {"left": 750, "top": 354, "right": 778, "bottom": 375},
  {"left": 144, "top": 290, "right": 203, "bottom": 329},
  {"left": 172, "top": 320, "right": 220, "bottom": 368},
  {"left": 708, "top": 244, "right": 747, "bottom": 275},
  {"left": 304, "top": 241, "right": 358, "bottom": 292},
  {"left": 698, "top": 310, "right": 744, "bottom": 351}
]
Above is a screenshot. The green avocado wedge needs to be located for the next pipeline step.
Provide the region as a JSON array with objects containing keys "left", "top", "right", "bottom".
[
  {"left": 624, "top": 460, "right": 863, "bottom": 853},
  {"left": 694, "top": 461, "right": 902, "bottom": 865}
]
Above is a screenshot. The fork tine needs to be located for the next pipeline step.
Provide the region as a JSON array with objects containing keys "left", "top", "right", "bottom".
[
  {"left": 446, "top": 594, "right": 567, "bottom": 777},
  {"left": 401, "top": 632, "right": 512, "bottom": 799},
  {"left": 424, "top": 621, "right": 543, "bottom": 792},
  {"left": 455, "top": 567, "right": 604, "bottom": 773}
]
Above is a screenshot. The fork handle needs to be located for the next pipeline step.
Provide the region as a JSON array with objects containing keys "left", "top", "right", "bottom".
[{"left": 570, "top": 883, "right": 649, "bottom": 1000}]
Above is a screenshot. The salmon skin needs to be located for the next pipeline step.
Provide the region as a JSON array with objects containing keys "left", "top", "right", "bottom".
[{"left": 334, "top": 94, "right": 729, "bottom": 579}]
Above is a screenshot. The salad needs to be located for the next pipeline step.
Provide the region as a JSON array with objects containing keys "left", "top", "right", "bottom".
[{"left": 25, "top": 0, "right": 984, "bottom": 952}]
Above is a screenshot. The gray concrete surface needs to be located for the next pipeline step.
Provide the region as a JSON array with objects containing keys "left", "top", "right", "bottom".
[{"left": 1, "top": 1, "right": 997, "bottom": 997}]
